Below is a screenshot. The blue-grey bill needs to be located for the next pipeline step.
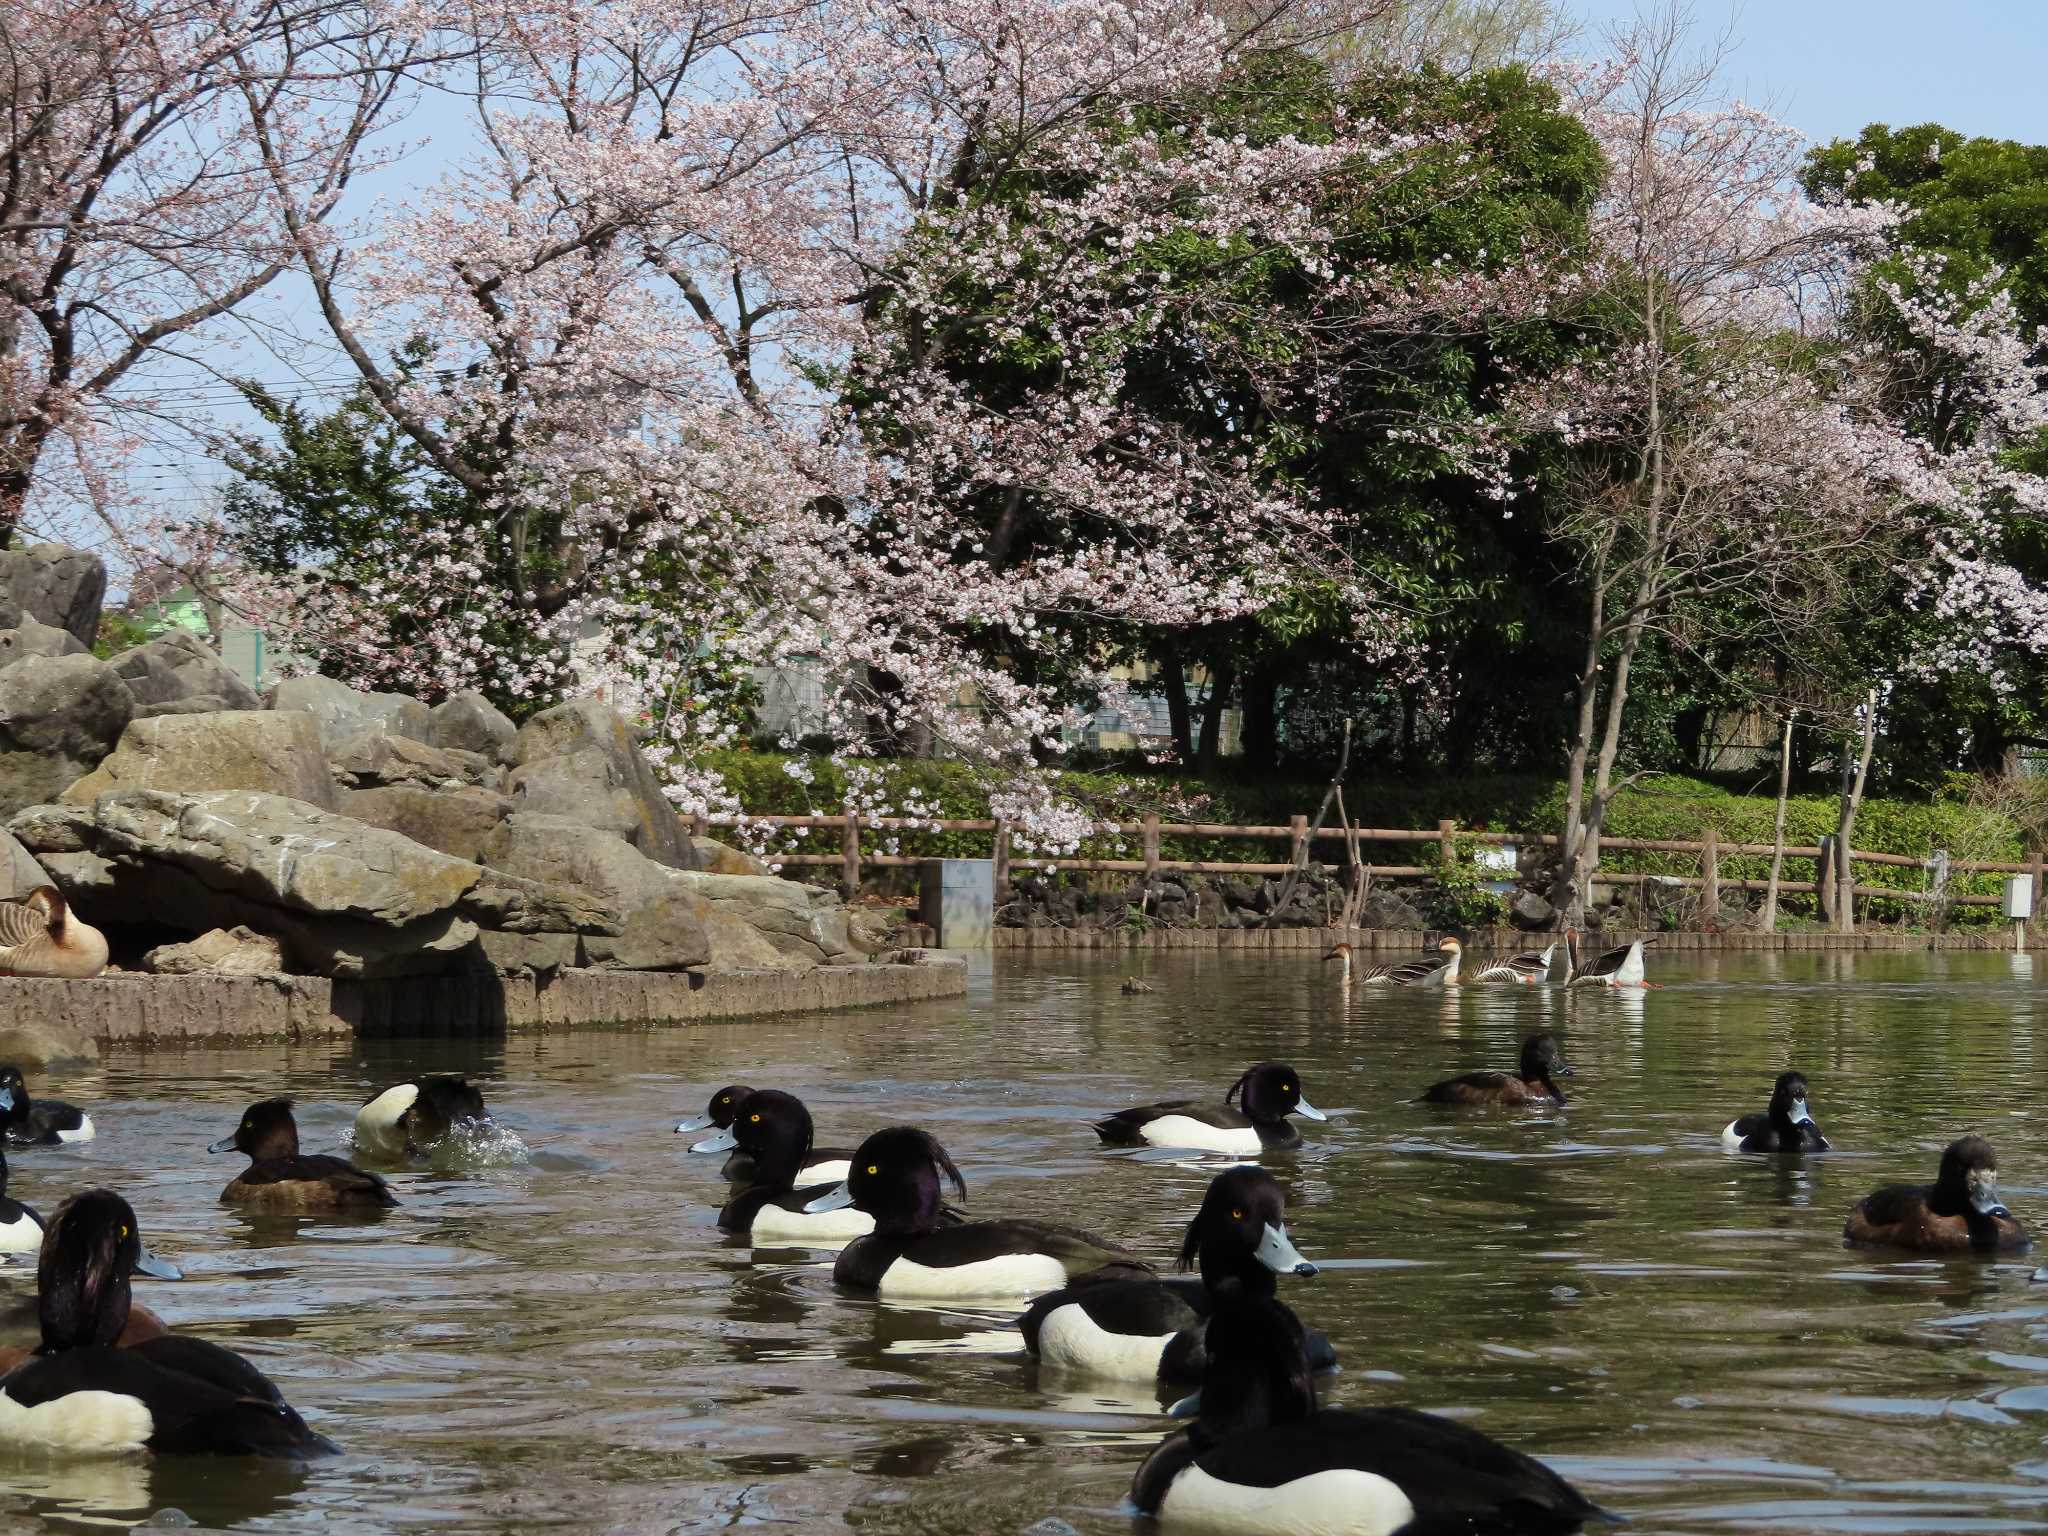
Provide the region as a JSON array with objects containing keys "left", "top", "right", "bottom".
[
  {"left": 0, "top": 1086, "right": 12, "bottom": 1111},
  {"left": 206, "top": 1135, "right": 237, "bottom": 1154},
  {"left": 1166, "top": 1391, "right": 1201, "bottom": 1419},
  {"left": 1254, "top": 1222, "right": 1316, "bottom": 1277},
  {"left": 1789, "top": 1099, "right": 1813, "bottom": 1125},
  {"left": 134, "top": 1246, "right": 182, "bottom": 1281},
  {"left": 689, "top": 1129, "right": 739, "bottom": 1154},
  {"left": 674, "top": 1114, "right": 714, "bottom": 1133},
  {"left": 1294, "top": 1096, "right": 1327, "bottom": 1122},
  {"left": 804, "top": 1182, "right": 855, "bottom": 1214}
]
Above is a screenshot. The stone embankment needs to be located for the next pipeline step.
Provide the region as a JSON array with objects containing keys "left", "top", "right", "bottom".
[{"left": 0, "top": 543, "right": 961, "bottom": 1046}]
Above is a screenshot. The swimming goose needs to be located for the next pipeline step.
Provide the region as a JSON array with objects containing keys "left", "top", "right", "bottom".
[
  {"left": 1324, "top": 938, "right": 1459, "bottom": 987},
  {"left": 1469, "top": 943, "right": 1557, "bottom": 985},
  {"left": 1131, "top": 1295, "right": 1612, "bottom": 1533},
  {"left": 1562, "top": 931, "right": 1651, "bottom": 989},
  {"left": 0, "top": 886, "right": 107, "bottom": 979},
  {"left": 0, "top": 1190, "right": 337, "bottom": 1457}
]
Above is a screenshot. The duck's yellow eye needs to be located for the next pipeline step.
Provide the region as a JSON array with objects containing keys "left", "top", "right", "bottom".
[
  {"left": 1284, "top": 1084, "right": 1295, "bottom": 1093},
  {"left": 1231, "top": 1209, "right": 1244, "bottom": 1219},
  {"left": 749, "top": 1113, "right": 761, "bottom": 1123},
  {"left": 720, "top": 1095, "right": 731, "bottom": 1104},
  {"left": 119, "top": 1224, "right": 128, "bottom": 1239},
  {"left": 866, "top": 1164, "right": 879, "bottom": 1175}
]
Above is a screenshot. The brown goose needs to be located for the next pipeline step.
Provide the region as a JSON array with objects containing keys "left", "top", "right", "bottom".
[{"left": 0, "top": 886, "right": 108, "bottom": 978}]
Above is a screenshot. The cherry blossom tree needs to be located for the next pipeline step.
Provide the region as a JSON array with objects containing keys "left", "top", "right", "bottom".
[
  {"left": 229, "top": 0, "right": 1599, "bottom": 841},
  {"left": 0, "top": 0, "right": 443, "bottom": 545}
]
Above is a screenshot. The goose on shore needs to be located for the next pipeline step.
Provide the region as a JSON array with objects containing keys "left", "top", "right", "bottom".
[{"left": 0, "top": 887, "right": 107, "bottom": 979}]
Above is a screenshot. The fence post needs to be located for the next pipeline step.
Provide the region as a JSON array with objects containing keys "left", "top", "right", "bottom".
[
  {"left": 1701, "top": 825, "right": 1720, "bottom": 920},
  {"left": 1143, "top": 814, "right": 1161, "bottom": 887},
  {"left": 2032, "top": 846, "right": 2045, "bottom": 943},
  {"left": 1438, "top": 819, "right": 1456, "bottom": 865},
  {"left": 1816, "top": 836, "right": 1836, "bottom": 925},
  {"left": 993, "top": 819, "right": 1011, "bottom": 900},
  {"left": 841, "top": 804, "right": 860, "bottom": 901},
  {"left": 689, "top": 811, "right": 708, "bottom": 839},
  {"left": 1290, "top": 814, "right": 1309, "bottom": 869}
]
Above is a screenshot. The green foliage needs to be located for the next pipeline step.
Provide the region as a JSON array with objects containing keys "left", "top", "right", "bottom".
[
  {"left": 92, "top": 611, "right": 151, "bottom": 659},
  {"left": 1427, "top": 837, "right": 1508, "bottom": 929}
]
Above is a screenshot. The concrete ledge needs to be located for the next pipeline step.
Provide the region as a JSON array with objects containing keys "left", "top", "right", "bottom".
[
  {"left": 0, "top": 953, "right": 968, "bottom": 1046},
  {"left": 993, "top": 925, "right": 2034, "bottom": 952}
]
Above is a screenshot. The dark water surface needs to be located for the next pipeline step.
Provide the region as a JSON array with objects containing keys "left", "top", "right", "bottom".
[{"left": 3, "top": 949, "right": 2048, "bottom": 1533}]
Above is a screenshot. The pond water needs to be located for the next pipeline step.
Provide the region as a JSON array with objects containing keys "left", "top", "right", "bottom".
[{"left": 3, "top": 949, "right": 2048, "bottom": 1534}]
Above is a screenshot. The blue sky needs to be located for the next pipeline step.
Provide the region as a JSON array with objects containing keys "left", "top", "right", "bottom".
[{"left": 1565, "top": 1, "right": 2048, "bottom": 146}]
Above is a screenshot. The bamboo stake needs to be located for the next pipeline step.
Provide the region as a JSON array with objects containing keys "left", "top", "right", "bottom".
[{"left": 1762, "top": 711, "right": 1795, "bottom": 931}]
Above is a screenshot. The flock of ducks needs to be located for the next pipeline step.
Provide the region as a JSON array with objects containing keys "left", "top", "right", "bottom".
[{"left": 0, "top": 964, "right": 2029, "bottom": 1531}]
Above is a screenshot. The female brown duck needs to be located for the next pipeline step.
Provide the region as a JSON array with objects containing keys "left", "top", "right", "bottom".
[{"left": 209, "top": 1099, "right": 396, "bottom": 1210}]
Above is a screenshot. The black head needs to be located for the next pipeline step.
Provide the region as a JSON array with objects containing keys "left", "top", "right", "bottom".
[
  {"left": 1188, "top": 1297, "right": 1317, "bottom": 1443},
  {"left": 1768, "top": 1071, "right": 1815, "bottom": 1126},
  {"left": 840, "top": 1127, "right": 967, "bottom": 1235},
  {"left": 728, "top": 1089, "right": 814, "bottom": 1187},
  {"left": 1177, "top": 1167, "right": 1316, "bottom": 1296},
  {"left": 1225, "top": 1063, "right": 1322, "bottom": 1126},
  {"left": 707, "top": 1085, "right": 753, "bottom": 1128},
  {"left": 209, "top": 1098, "right": 300, "bottom": 1161},
  {"left": 1519, "top": 1034, "right": 1572, "bottom": 1100},
  {"left": 410, "top": 1076, "right": 488, "bottom": 1141},
  {"left": 0, "top": 1064, "right": 28, "bottom": 1124},
  {"left": 37, "top": 1189, "right": 179, "bottom": 1352},
  {"left": 1934, "top": 1134, "right": 2008, "bottom": 1219}
]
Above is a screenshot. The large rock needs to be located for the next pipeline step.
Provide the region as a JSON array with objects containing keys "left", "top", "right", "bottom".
[
  {"left": 0, "top": 1018, "right": 97, "bottom": 1070},
  {"left": 1510, "top": 890, "right": 1556, "bottom": 931},
  {"left": 475, "top": 813, "right": 708, "bottom": 971},
  {"left": 0, "top": 544, "right": 105, "bottom": 648},
  {"left": 0, "top": 652, "right": 135, "bottom": 816},
  {"left": 270, "top": 673, "right": 431, "bottom": 749},
  {"left": 11, "top": 790, "right": 483, "bottom": 979},
  {"left": 108, "top": 628, "right": 261, "bottom": 711},
  {"left": 691, "top": 836, "right": 772, "bottom": 877},
  {"left": 508, "top": 698, "right": 700, "bottom": 870},
  {"left": 144, "top": 925, "right": 287, "bottom": 976},
  {"left": 62, "top": 710, "right": 337, "bottom": 810},
  {"left": 669, "top": 871, "right": 861, "bottom": 967},
  {"left": 428, "top": 690, "right": 517, "bottom": 763},
  {"left": 459, "top": 868, "right": 621, "bottom": 936},
  {"left": 343, "top": 784, "right": 510, "bottom": 862},
  {"left": 0, "top": 826, "right": 48, "bottom": 899},
  {"left": 0, "top": 616, "right": 88, "bottom": 667}
]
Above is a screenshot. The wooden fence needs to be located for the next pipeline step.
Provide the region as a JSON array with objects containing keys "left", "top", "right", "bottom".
[{"left": 694, "top": 810, "right": 2043, "bottom": 925}]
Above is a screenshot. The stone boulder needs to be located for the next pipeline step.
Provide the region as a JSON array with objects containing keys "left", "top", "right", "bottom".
[
  {"left": 475, "top": 813, "right": 708, "bottom": 971},
  {"left": 270, "top": 673, "right": 431, "bottom": 749},
  {"left": 11, "top": 789, "right": 482, "bottom": 979},
  {"left": 508, "top": 698, "right": 700, "bottom": 870},
  {"left": 428, "top": 690, "right": 517, "bottom": 763},
  {"left": 0, "top": 826, "right": 49, "bottom": 899},
  {"left": 0, "top": 615, "right": 89, "bottom": 667},
  {"left": 343, "top": 784, "right": 511, "bottom": 862},
  {"left": 62, "top": 710, "right": 337, "bottom": 810},
  {"left": 1509, "top": 890, "right": 1556, "bottom": 931},
  {"left": 690, "top": 836, "right": 772, "bottom": 877},
  {"left": 143, "top": 925, "right": 287, "bottom": 976},
  {"left": 0, "top": 1017, "right": 97, "bottom": 1070},
  {"left": 108, "top": 628, "right": 261, "bottom": 711},
  {"left": 330, "top": 732, "right": 497, "bottom": 791},
  {"left": 0, "top": 544, "right": 105, "bottom": 648},
  {"left": 670, "top": 870, "right": 864, "bottom": 967},
  {"left": 0, "top": 652, "right": 136, "bottom": 817}
]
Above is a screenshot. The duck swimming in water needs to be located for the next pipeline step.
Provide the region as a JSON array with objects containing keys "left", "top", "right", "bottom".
[
  {"left": 353, "top": 1075, "right": 489, "bottom": 1158},
  {"left": 1020, "top": 1166, "right": 1334, "bottom": 1384},
  {"left": 676, "top": 1084, "right": 853, "bottom": 1185},
  {"left": 1092, "top": 1063, "right": 1326, "bottom": 1155},
  {"left": 702, "top": 1090, "right": 873, "bottom": 1246},
  {"left": 210, "top": 1099, "right": 396, "bottom": 1210},
  {"left": 0, "top": 1190, "right": 336, "bottom": 1457},
  {"left": 1722, "top": 1071, "right": 1829, "bottom": 1153},
  {"left": 1131, "top": 1295, "right": 1613, "bottom": 1534},
  {"left": 1418, "top": 1033, "right": 1573, "bottom": 1107},
  {"left": 809, "top": 1127, "right": 1150, "bottom": 1301},
  {"left": 0, "top": 887, "right": 107, "bottom": 979},
  {"left": 1844, "top": 1134, "right": 2028, "bottom": 1254},
  {"left": 0, "top": 1142, "right": 42, "bottom": 1257},
  {"left": 0, "top": 1065, "right": 94, "bottom": 1145}
]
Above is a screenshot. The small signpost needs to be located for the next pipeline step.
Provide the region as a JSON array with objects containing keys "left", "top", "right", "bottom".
[{"left": 2004, "top": 875, "right": 2033, "bottom": 952}]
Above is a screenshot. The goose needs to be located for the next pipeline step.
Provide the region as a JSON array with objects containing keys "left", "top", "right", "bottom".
[
  {"left": 0, "top": 887, "right": 107, "bottom": 978},
  {"left": 1323, "top": 938, "right": 1459, "bottom": 987},
  {"left": 1468, "top": 942, "right": 1557, "bottom": 985},
  {"left": 1562, "top": 931, "right": 1651, "bottom": 988}
]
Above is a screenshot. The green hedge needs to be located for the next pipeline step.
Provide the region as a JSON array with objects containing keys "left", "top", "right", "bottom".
[{"left": 703, "top": 753, "right": 2028, "bottom": 924}]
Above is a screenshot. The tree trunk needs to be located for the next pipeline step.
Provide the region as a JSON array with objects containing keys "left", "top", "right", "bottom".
[
  {"left": 1761, "top": 712, "right": 1795, "bottom": 931},
  {"left": 1159, "top": 639, "right": 1193, "bottom": 762},
  {"left": 1833, "top": 691, "right": 1879, "bottom": 934},
  {"left": 1240, "top": 665, "right": 1280, "bottom": 772},
  {"left": 1197, "top": 657, "right": 1235, "bottom": 769},
  {"left": 1548, "top": 567, "right": 1609, "bottom": 928}
]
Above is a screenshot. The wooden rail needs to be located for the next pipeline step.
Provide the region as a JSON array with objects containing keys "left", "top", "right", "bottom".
[{"left": 695, "top": 810, "right": 2039, "bottom": 925}]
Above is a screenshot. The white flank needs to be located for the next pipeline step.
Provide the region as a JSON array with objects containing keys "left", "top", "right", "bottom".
[
  {"left": 749, "top": 1204, "right": 874, "bottom": 1245},
  {"left": 1612, "top": 942, "right": 1646, "bottom": 987},
  {"left": 880, "top": 1252, "right": 1070, "bottom": 1301},
  {"left": 804, "top": 1159, "right": 853, "bottom": 1185},
  {"left": 0, "top": 1389, "right": 154, "bottom": 1457},
  {"left": 354, "top": 1084, "right": 419, "bottom": 1153},
  {"left": 0, "top": 1210, "right": 42, "bottom": 1253},
  {"left": 1159, "top": 1465, "right": 1416, "bottom": 1536},
  {"left": 1719, "top": 1120, "right": 1744, "bottom": 1149},
  {"left": 55, "top": 1116, "right": 94, "bottom": 1145},
  {"left": 1035, "top": 1302, "right": 1176, "bottom": 1381},
  {"left": 1138, "top": 1116, "right": 1262, "bottom": 1156}
]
